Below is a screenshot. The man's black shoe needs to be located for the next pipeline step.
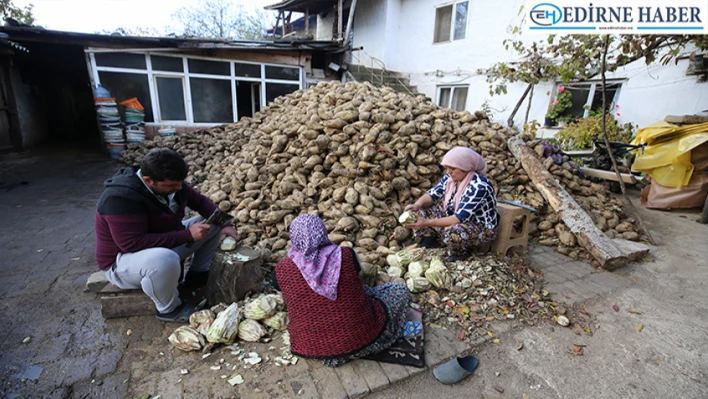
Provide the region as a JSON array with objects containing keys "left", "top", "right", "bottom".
[{"left": 184, "top": 270, "right": 209, "bottom": 287}]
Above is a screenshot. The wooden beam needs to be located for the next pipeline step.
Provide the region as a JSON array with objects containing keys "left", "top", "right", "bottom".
[
  {"left": 337, "top": 0, "right": 343, "bottom": 40},
  {"left": 664, "top": 115, "right": 708, "bottom": 124},
  {"left": 305, "top": 8, "right": 310, "bottom": 34},
  {"left": 343, "top": 0, "right": 359, "bottom": 48},
  {"left": 507, "top": 83, "right": 532, "bottom": 128},
  {"left": 581, "top": 167, "right": 639, "bottom": 184},
  {"left": 564, "top": 149, "right": 594, "bottom": 157},
  {"left": 100, "top": 285, "right": 155, "bottom": 319},
  {"left": 508, "top": 136, "right": 629, "bottom": 270}
]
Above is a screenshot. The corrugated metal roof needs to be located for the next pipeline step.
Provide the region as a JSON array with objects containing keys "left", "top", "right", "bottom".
[
  {"left": 264, "top": 0, "right": 337, "bottom": 14},
  {"left": 0, "top": 26, "right": 340, "bottom": 51}
]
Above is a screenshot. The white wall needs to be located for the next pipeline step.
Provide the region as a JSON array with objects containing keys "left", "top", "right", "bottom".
[
  {"left": 317, "top": 9, "right": 336, "bottom": 41},
  {"left": 350, "top": 0, "right": 708, "bottom": 139},
  {"left": 351, "top": 0, "right": 395, "bottom": 68},
  {"left": 606, "top": 57, "right": 708, "bottom": 129}
]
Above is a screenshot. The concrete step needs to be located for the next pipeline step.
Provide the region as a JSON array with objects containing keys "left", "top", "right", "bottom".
[{"left": 349, "top": 64, "right": 406, "bottom": 78}]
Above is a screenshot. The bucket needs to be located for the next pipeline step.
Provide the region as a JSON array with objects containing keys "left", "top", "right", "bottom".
[
  {"left": 126, "top": 132, "right": 145, "bottom": 143},
  {"left": 106, "top": 143, "right": 126, "bottom": 159},
  {"left": 158, "top": 127, "right": 177, "bottom": 138}
]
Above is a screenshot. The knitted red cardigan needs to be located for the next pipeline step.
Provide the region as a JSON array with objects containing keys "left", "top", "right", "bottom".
[{"left": 275, "top": 248, "right": 387, "bottom": 359}]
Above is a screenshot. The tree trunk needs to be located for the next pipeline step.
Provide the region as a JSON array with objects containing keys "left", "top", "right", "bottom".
[
  {"left": 508, "top": 136, "right": 629, "bottom": 270},
  {"left": 206, "top": 246, "right": 266, "bottom": 305},
  {"left": 524, "top": 84, "right": 535, "bottom": 126},
  {"left": 507, "top": 83, "right": 533, "bottom": 128}
]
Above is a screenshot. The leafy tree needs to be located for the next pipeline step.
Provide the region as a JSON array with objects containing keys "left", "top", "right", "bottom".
[
  {"left": 172, "top": 0, "right": 271, "bottom": 40},
  {"left": 99, "top": 27, "right": 165, "bottom": 37},
  {"left": 0, "top": 0, "right": 35, "bottom": 25}
]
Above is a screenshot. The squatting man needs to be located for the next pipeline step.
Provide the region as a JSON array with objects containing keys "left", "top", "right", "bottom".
[{"left": 94, "top": 148, "right": 237, "bottom": 322}]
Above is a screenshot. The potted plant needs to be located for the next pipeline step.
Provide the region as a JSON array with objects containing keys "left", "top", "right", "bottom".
[{"left": 545, "top": 86, "right": 572, "bottom": 127}]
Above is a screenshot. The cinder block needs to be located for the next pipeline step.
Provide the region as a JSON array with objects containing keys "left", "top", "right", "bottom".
[
  {"left": 334, "top": 362, "right": 370, "bottom": 398},
  {"left": 312, "top": 367, "right": 347, "bottom": 399},
  {"left": 377, "top": 362, "right": 409, "bottom": 384},
  {"left": 355, "top": 360, "right": 389, "bottom": 392}
]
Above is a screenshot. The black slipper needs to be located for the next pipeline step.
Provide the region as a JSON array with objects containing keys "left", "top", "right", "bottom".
[
  {"left": 156, "top": 303, "right": 198, "bottom": 323},
  {"left": 419, "top": 236, "right": 442, "bottom": 249}
]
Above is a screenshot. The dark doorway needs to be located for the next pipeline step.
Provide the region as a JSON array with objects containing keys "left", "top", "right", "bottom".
[
  {"left": 236, "top": 80, "right": 260, "bottom": 120},
  {"left": 10, "top": 41, "right": 100, "bottom": 149}
]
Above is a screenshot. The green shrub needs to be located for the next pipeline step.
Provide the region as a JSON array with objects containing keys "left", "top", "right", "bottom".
[{"left": 554, "top": 110, "right": 635, "bottom": 150}]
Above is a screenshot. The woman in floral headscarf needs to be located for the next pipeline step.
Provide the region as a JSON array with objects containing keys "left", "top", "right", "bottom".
[
  {"left": 274, "top": 214, "right": 410, "bottom": 367},
  {"left": 404, "top": 147, "right": 498, "bottom": 261}
]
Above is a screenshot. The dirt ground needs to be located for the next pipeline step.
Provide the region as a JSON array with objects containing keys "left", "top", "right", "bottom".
[{"left": 1, "top": 148, "right": 707, "bottom": 398}]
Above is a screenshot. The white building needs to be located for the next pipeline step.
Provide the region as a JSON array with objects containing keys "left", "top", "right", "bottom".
[{"left": 313, "top": 0, "right": 707, "bottom": 137}]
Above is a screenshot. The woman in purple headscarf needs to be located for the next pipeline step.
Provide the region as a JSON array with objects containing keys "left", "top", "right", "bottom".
[
  {"left": 404, "top": 147, "right": 498, "bottom": 261},
  {"left": 274, "top": 214, "right": 410, "bottom": 367}
]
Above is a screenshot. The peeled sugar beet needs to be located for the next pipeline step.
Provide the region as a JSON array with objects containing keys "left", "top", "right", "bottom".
[
  {"left": 425, "top": 256, "right": 450, "bottom": 289},
  {"left": 206, "top": 303, "right": 240, "bottom": 344},
  {"left": 238, "top": 319, "right": 268, "bottom": 342},
  {"left": 220, "top": 236, "right": 237, "bottom": 251},
  {"left": 189, "top": 309, "right": 216, "bottom": 336},
  {"left": 407, "top": 261, "right": 427, "bottom": 277},
  {"left": 262, "top": 311, "right": 289, "bottom": 331},
  {"left": 169, "top": 326, "right": 205, "bottom": 352},
  {"left": 398, "top": 211, "right": 417, "bottom": 225},
  {"left": 406, "top": 276, "right": 431, "bottom": 293},
  {"left": 387, "top": 266, "right": 404, "bottom": 278},
  {"left": 244, "top": 295, "right": 278, "bottom": 320}
]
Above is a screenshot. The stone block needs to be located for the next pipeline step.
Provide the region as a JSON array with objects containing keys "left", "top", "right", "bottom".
[
  {"left": 377, "top": 362, "right": 409, "bottom": 384},
  {"left": 404, "top": 365, "right": 426, "bottom": 377},
  {"left": 355, "top": 360, "right": 389, "bottom": 392},
  {"left": 312, "top": 367, "right": 347, "bottom": 399},
  {"left": 612, "top": 238, "right": 651, "bottom": 261},
  {"left": 334, "top": 362, "right": 370, "bottom": 398}
]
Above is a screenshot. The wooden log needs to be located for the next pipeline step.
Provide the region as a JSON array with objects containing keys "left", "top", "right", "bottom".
[
  {"left": 580, "top": 167, "right": 638, "bottom": 184},
  {"left": 99, "top": 283, "right": 208, "bottom": 319},
  {"left": 206, "top": 246, "right": 265, "bottom": 306},
  {"left": 508, "top": 136, "right": 629, "bottom": 270},
  {"left": 664, "top": 115, "right": 708, "bottom": 125},
  {"left": 100, "top": 285, "right": 155, "bottom": 319}
]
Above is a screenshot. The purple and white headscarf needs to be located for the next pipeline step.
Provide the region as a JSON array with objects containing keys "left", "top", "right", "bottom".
[{"left": 288, "top": 214, "right": 343, "bottom": 300}]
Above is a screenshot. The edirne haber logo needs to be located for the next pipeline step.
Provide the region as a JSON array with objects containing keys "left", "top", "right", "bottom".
[{"left": 525, "top": 1, "right": 708, "bottom": 34}]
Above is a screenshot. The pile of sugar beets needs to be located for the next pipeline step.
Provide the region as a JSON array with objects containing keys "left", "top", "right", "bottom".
[{"left": 120, "top": 81, "right": 643, "bottom": 269}]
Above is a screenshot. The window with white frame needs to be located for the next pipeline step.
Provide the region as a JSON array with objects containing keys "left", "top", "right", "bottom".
[
  {"left": 437, "top": 85, "right": 469, "bottom": 111},
  {"left": 434, "top": 1, "right": 469, "bottom": 43},
  {"left": 553, "top": 81, "right": 623, "bottom": 121},
  {"left": 90, "top": 52, "right": 302, "bottom": 125}
]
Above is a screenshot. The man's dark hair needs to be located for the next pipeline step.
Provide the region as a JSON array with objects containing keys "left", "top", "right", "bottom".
[{"left": 140, "top": 148, "right": 188, "bottom": 182}]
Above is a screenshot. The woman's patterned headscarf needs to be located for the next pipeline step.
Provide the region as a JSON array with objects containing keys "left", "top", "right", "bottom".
[{"left": 288, "top": 214, "right": 343, "bottom": 300}]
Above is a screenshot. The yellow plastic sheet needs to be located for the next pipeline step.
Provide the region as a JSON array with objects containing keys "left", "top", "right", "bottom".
[{"left": 631, "top": 121, "right": 708, "bottom": 188}]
